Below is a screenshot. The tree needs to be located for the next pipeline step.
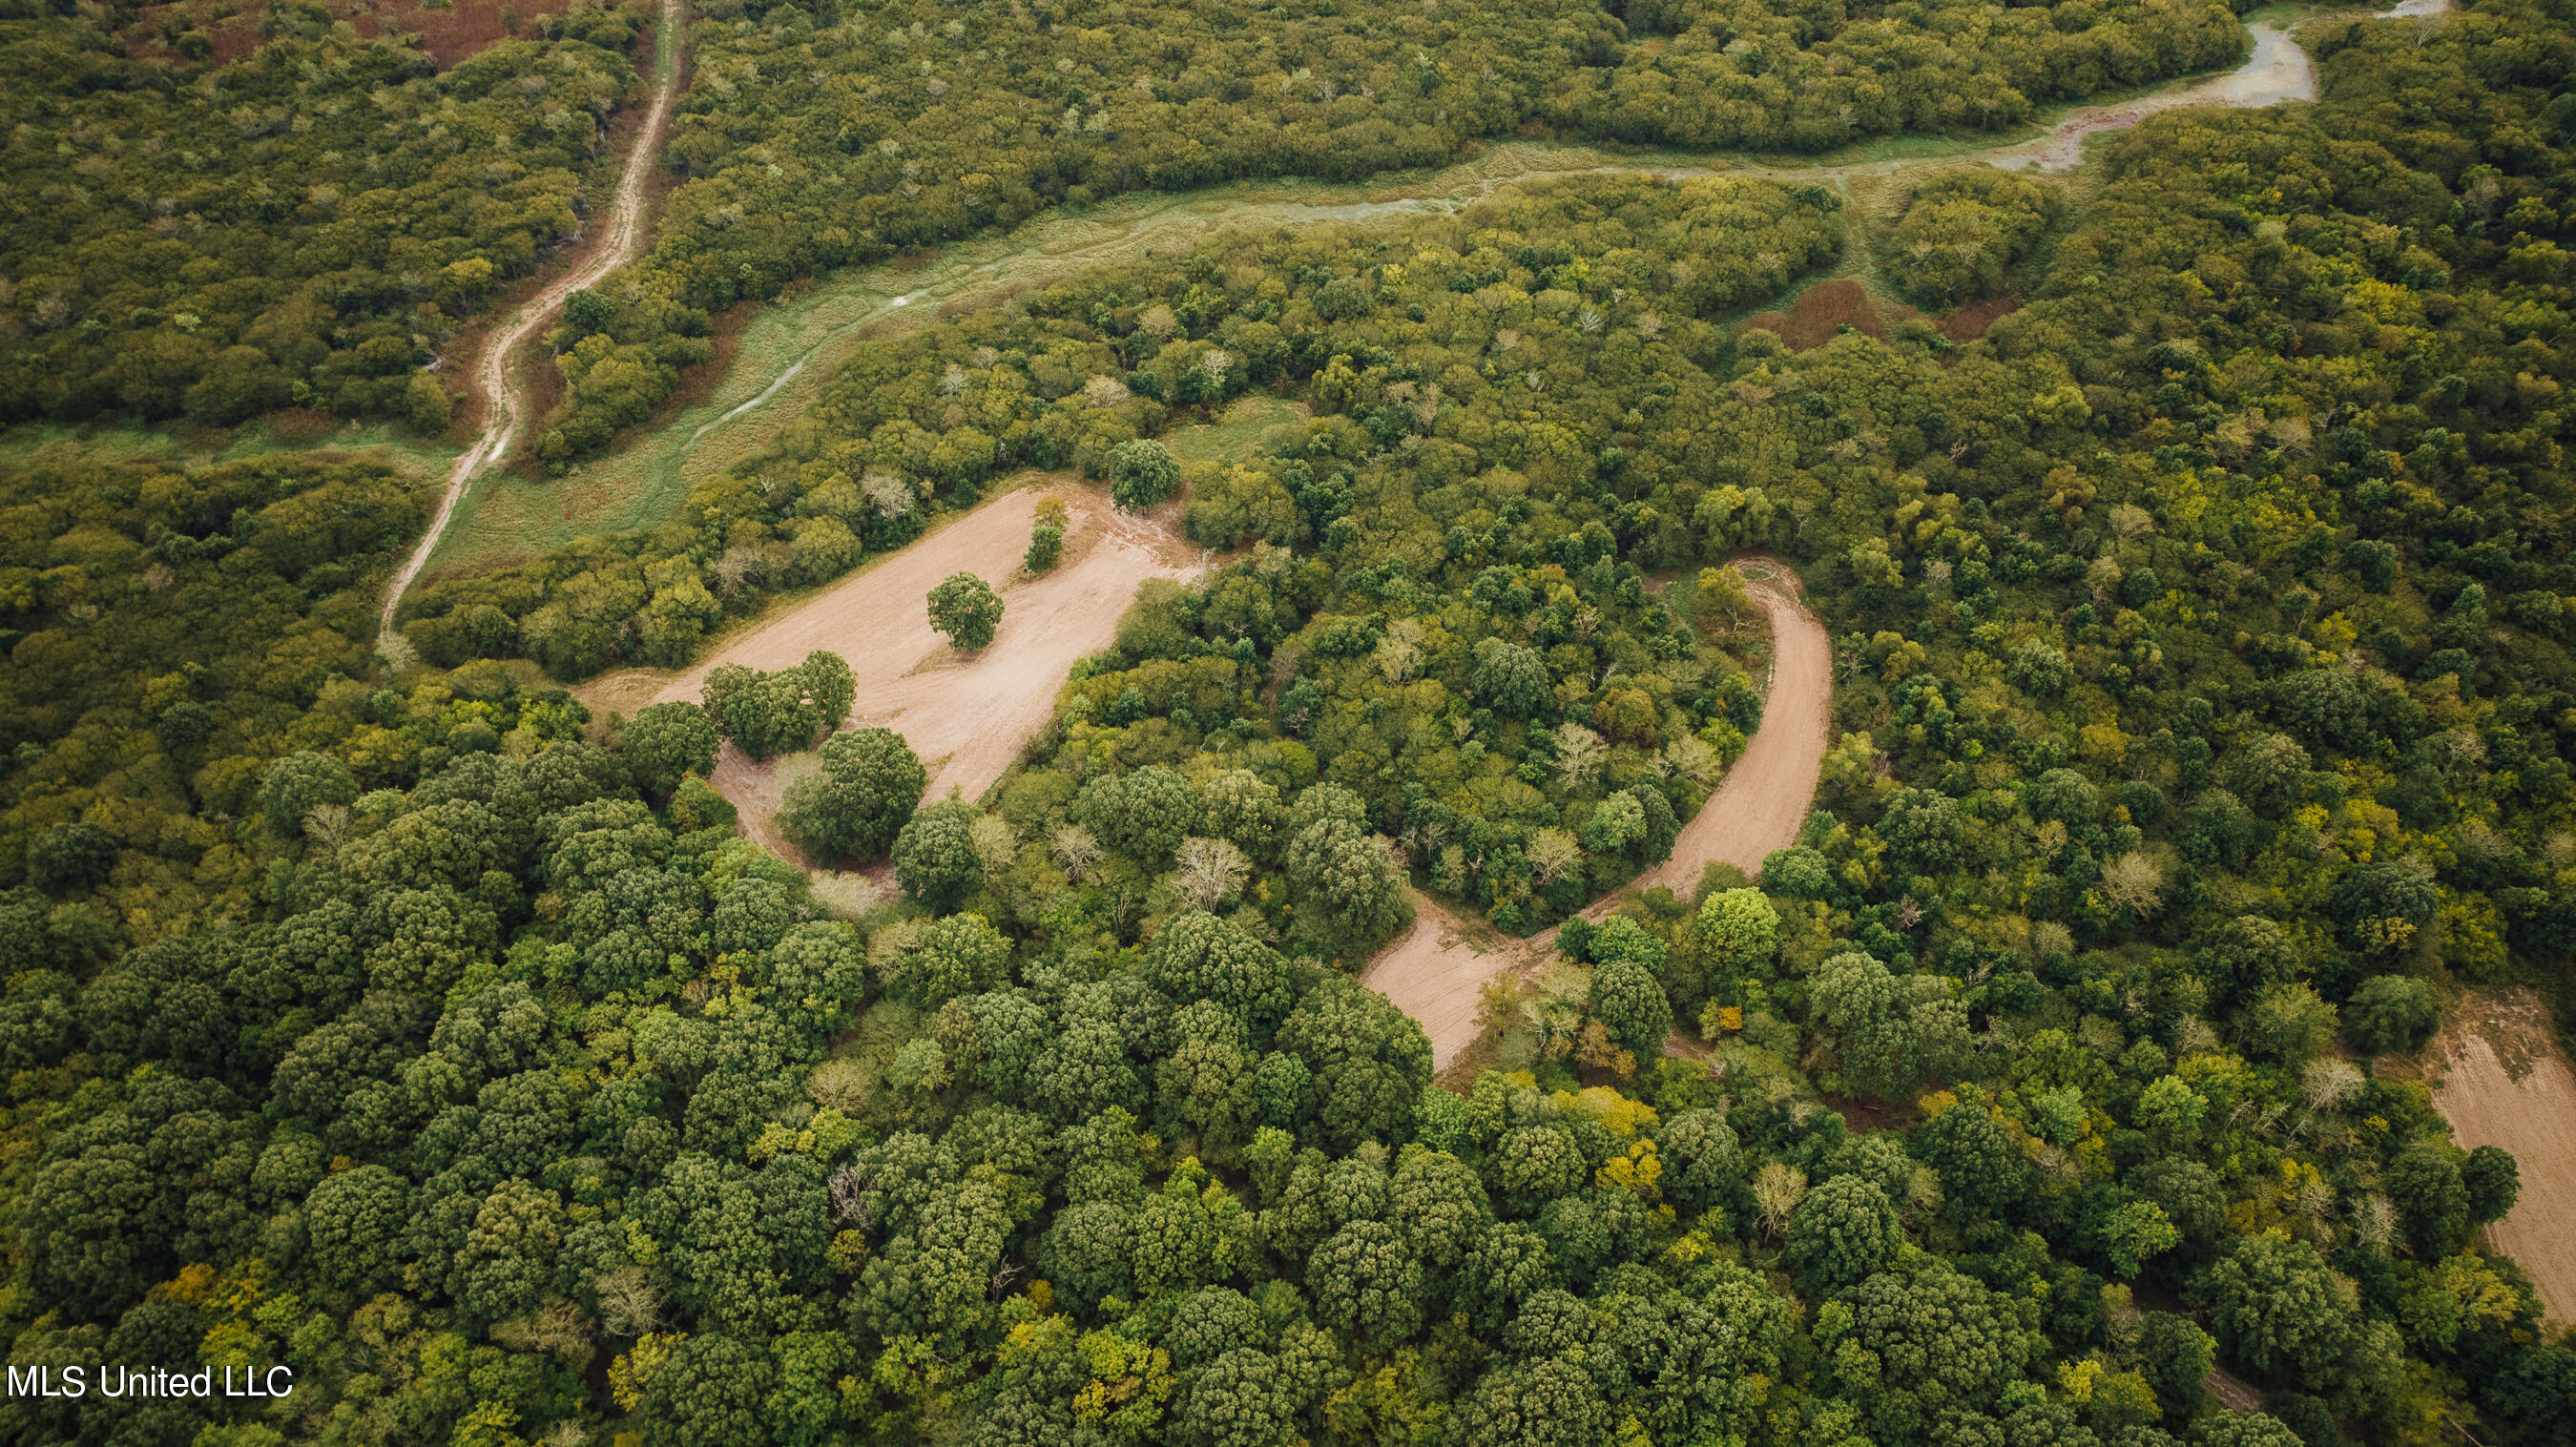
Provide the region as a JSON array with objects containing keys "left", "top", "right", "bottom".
[
  {"left": 1273, "top": 979, "right": 1433, "bottom": 1152},
  {"left": 2188, "top": 1416, "right": 2307, "bottom": 1447},
  {"left": 782, "top": 727, "right": 925, "bottom": 860},
  {"left": 622, "top": 701, "right": 721, "bottom": 797},
  {"left": 1587, "top": 956, "right": 1672, "bottom": 1059},
  {"left": 1761, "top": 845, "right": 1837, "bottom": 900},
  {"left": 1846, "top": 1266, "right": 2027, "bottom": 1441},
  {"left": 2343, "top": 975, "right": 2438, "bottom": 1054},
  {"left": 2202, "top": 1232, "right": 2358, "bottom": 1385},
  {"left": 1914, "top": 1104, "right": 2028, "bottom": 1217},
  {"left": 1142, "top": 912, "right": 1290, "bottom": 1024},
  {"left": 1109, "top": 440, "right": 1180, "bottom": 511},
  {"left": 1076, "top": 766, "right": 1202, "bottom": 864},
  {"left": 2135, "top": 1311, "right": 2212, "bottom": 1421},
  {"left": 2463, "top": 1145, "right": 2520, "bottom": 1225},
  {"left": 25, "top": 823, "right": 115, "bottom": 894},
  {"left": 2099, "top": 1200, "right": 2180, "bottom": 1278},
  {"left": 303, "top": 1165, "right": 412, "bottom": 1294},
  {"left": 2330, "top": 863, "right": 2440, "bottom": 954},
  {"left": 895, "top": 800, "right": 986, "bottom": 910},
  {"left": 894, "top": 913, "right": 1011, "bottom": 1007},
  {"left": 800, "top": 650, "right": 856, "bottom": 733},
  {"left": 928, "top": 572, "right": 1005, "bottom": 650},
  {"left": 2244, "top": 982, "right": 2337, "bottom": 1065},
  {"left": 1027, "top": 499, "right": 1069, "bottom": 571},
  {"left": 1696, "top": 888, "right": 1780, "bottom": 980},
  {"left": 1284, "top": 813, "right": 1408, "bottom": 957},
  {"left": 261, "top": 751, "right": 358, "bottom": 837},
  {"left": 2385, "top": 1146, "right": 2468, "bottom": 1257},
  {"left": 1658, "top": 1108, "right": 1742, "bottom": 1216},
  {"left": 1784, "top": 1174, "right": 1901, "bottom": 1291},
  {"left": 1471, "top": 638, "right": 1551, "bottom": 718},
  {"left": 1173, "top": 837, "right": 1253, "bottom": 911},
  {"left": 1878, "top": 788, "right": 1967, "bottom": 875},
  {"left": 700, "top": 658, "right": 838, "bottom": 759},
  {"left": 1308, "top": 1219, "right": 1423, "bottom": 1351}
]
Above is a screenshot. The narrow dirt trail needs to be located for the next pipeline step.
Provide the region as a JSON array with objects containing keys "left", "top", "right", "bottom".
[
  {"left": 377, "top": 0, "right": 685, "bottom": 637},
  {"left": 575, "top": 479, "right": 1207, "bottom": 860},
  {"left": 451, "top": 5, "right": 2413, "bottom": 573},
  {"left": 1363, "top": 570, "right": 1833, "bottom": 1070}
]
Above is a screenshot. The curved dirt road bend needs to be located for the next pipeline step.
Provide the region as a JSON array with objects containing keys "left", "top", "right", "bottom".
[
  {"left": 576, "top": 480, "right": 1207, "bottom": 860},
  {"left": 1364, "top": 570, "right": 1833, "bottom": 1070},
  {"left": 377, "top": 0, "right": 686, "bottom": 636}
]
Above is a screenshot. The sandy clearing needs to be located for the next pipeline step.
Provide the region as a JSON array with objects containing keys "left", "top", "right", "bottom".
[
  {"left": 377, "top": 0, "right": 685, "bottom": 635},
  {"left": 2425, "top": 987, "right": 2576, "bottom": 1324},
  {"left": 579, "top": 477, "right": 1205, "bottom": 861},
  {"left": 1363, "top": 568, "right": 1833, "bottom": 1070}
]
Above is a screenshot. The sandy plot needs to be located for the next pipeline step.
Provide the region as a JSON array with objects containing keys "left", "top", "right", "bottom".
[
  {"left": 1363, "top": 570, "right": 1833, "bottom": 1070},
  {"left": 2426, "top": 987, "right": 2576, "bottom": 1324},
  {"left": 582, "top": 478, "right": 1204, "bottom": 861}
]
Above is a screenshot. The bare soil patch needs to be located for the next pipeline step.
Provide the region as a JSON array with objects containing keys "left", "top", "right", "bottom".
[
  {"left": 1938, "top": 293, "right": 2022, "bottom": 342},
  {"left": 1362, "top": 897, "right": 1537, "bottom": 1074},
  {"left": 578, "top": 477, "right": 1205, "bottom": 860},
  {"left": 1742, "top": 279, "right": 1922, "bottom": 351},
  {"left": 1631, "top": 565, "right": 1832, "bottom": 896},
  {"left": 1362, "top": 567, "right": 1831, "bottom": 1070},
  {"left": 2425, "top": 985, "right": 2576, "bottom": 1323}
]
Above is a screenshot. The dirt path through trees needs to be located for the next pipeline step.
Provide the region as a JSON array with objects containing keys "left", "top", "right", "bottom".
[
  {"left": 436, "top": 10, "right": 2376, "bottom": 570},
  {"left": 2425, "top": 988, "right": 2576, "bottom": 1323},
  {"left": 376, "top": 0, "right": 686, "bottom": 637},
  {"left": 577, "top": 479, "right": 1205, "bottom": 859},
  {"left": 1364, "top": 570, "right": 1833, "bottom": 1070}
]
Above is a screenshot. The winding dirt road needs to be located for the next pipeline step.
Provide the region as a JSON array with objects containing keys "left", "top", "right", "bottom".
[
  {"left": 377, "top": 0, "right": 686, "bottom": 636},
  {"left": 1363, "top": 568, "right": 1833, "bottom": 1070}
]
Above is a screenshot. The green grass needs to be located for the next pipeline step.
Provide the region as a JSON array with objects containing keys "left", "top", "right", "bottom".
[
  {"left": 1166, "top": 396, "right": 1309, "bottom": 466},
  {"left": 0, "top": 416, "right": 454, "bottom": 486}
]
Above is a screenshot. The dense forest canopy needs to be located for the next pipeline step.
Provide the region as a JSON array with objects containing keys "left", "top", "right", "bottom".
[
  {"left": 0, "top": 0, "right": 648, "bottom": 428},
  {"left": 535, "top": 0, "right": 2251, "bottom": 461},
  {"left": 2, "top": 0, "right": 2576, "bottom": 1444},
  {"left": 0, "top": 0, "right": 2260, "bottom": 443}
]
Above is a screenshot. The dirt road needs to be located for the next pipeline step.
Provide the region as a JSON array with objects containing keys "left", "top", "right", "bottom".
[
  {"left": 1363, "top": 568, "right": 1832, "bottom": 1070},
  {"left": 579, "top": 478, "right": 1204, "bottom": 859},
  {"left": 2426, "top": 987, "right": 2576, "bottom": 1324},
  {"left": 377, "top": 0, "right": 685, "bottom": 636}
]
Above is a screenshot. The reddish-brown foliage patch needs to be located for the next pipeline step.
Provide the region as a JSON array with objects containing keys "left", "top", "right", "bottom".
[
  {"left": 1739, "top": 278, "right": 1923, "bottom": 351},
  {"left": 127, "top": 0, "right": 586, "bottom": 71},
  {"left": 1939, "top": 292, "right": 2021, "bottom": 342}
]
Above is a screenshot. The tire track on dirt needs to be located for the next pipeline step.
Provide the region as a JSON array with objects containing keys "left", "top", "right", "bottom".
[{"left": 377, "top": 0, "right": 686, "bottom": 637}]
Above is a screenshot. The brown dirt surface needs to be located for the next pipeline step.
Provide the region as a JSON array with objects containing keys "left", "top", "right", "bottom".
[
  {"left": 1938, "top": 293, "right": 2021, "bottom": 342},
  {"left": 378, "top": 0, "right": 682, "bottom": 635},
  {"left": 1362, "top": 564, "right": 1832, "bottom": 1070},
  {"left": 1362, "top": 898, "right": 1530, "bottom": 1075},
  {"left": 577, "top": 478, "right": 1205, "bottom": 861},
  {"left": 2425, "top": 986, "right": 2576, "bottom": 1324},
  {"left": 1741, "top": 279, "right": 1922, "bottom": 351},
  {"left": 1632, "top": 562, "right": 1831, "bottom": 896}
]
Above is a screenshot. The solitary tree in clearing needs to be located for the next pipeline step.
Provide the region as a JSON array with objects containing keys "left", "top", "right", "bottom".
[{"left": 927, "top": 571, "right": 1003, "bottom": 651}]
